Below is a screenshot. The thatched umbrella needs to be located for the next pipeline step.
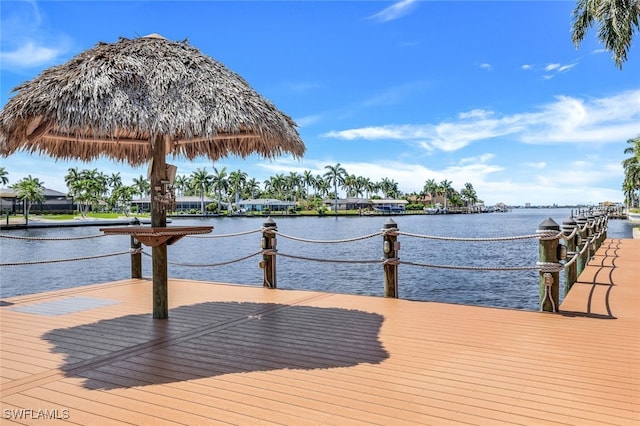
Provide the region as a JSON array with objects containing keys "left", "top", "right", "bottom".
[{"left": 0, "top": 34, "right": 305, "bottom": 318}]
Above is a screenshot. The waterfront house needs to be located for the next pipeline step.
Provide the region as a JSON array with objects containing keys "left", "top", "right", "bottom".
[
  {"left": 322, "top": 197, "right": 371, "bottom": 211},
  {"left": 236, "top": 198, "right": 297, "bottom": 213},
  {"left": 131, "top": 195, "right": 225, "bottom": 213},
  {"left": 0, "top": 188, "right": 74, "bottom": 214}
]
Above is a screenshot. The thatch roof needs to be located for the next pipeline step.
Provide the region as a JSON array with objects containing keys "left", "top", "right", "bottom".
[{"left": 0, "top": 34, "right": 305, "bottom": 166}]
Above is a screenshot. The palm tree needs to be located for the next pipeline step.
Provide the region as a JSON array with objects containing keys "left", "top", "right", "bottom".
[
  {"left": 622, "top": 135, "right": 640, "bottom": 207},
  {"left": 0, "top": 166, "right": 8, "bottom": 187},
  {"left": 244, "top": 177, "right": 261, "bottom": 199},
  {"left": 173, "top": 175, "right": 189, "bottom": 197},
  {"left": 343, "top": 174, "right": 358, "bottom": 197},
  {"left": 12, "top": 175, "right": 45, "bottom": 223},
  {"left": 112, "top": 185, "right": 136, "bottom": 216},
  {"left": 423, "top": 179, "right": 439, "bottom": 206},
  {"left": 228, "top": 169, "right": 247, "bottom": 211},
  {"left": 211, "top": 166, "right": 228, "bottom": 212},
  {"left": 132, "top": 175, "right": 151, "bottom": 198},
  {"left": 190, "top": 168, "right": 213, "bottom": 215},
  {"left": 302, "top": 170, "right": 315, "bottom": 202},
  {"left": 268, "top": 173, "right": 287, "bottom": 200},
  {"left": 108, "top": 172, "right": 122, "bottom": 191},
  {"left": 285, "top": 171, "right": 303, "bottom": 202},
  {"left": 572, "top": 0, "right": 640, "bottom": 68},
  {"left": 378, "top": 177, "right": 400, "bottom": 199},
  {"left": 461, "top": 182, "right": 479, "bottom": 211},
  {"left": 359, "top": 176, "right": 375, "bottom": 199},
  {"left": 438, "top": 180, "right": 454, "bottom": 210},
  {"left": 65, "top": 169, "right": 106, "bottom": 217},
  {"left": 324, "top": 163, "right": 347, "bottom": 214}
]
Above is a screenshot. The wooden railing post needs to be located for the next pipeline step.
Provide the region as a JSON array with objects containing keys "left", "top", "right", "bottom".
[
  {"left": 561, "top": 216, "right": 577, "bottom": 295},
  {"left": 538, "top": 217, "right": 560, "bottom": 312},
  {"left": 261, "top": 217, "right": 277, "bottom": 289},
  {"left": 382, "top": 218, "right": 399, "bottom": 298},
  {"left": 131, "top": 236, "right": 142, "bottom": 279},
  {"left": 575, "top": 214, "right": 589, "bottom": 277},
  {"left": 591, "top": 213, "right": 602, "bottom": 252},
  {"left": 597, "top": 212, "right": 608, "bottom": 247}
]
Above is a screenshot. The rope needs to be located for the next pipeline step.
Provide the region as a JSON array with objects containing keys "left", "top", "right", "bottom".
[
  {"left": 0, "top": 250, "right": 131, "bottom": 267},
  {"left": 540, "top": 273, "right": 557, "bottom": 312},
  {"left": 397, "top": 230, "right": 551, "bottom": 242},
  {"left": 563, "top": 252, "right": 579, "bottom": 268},
  {"left": 277, "top": 251, "right": 382, "bottom": 264},
  {"left": 142, "top": 250, "right": 262, "bottom": 267},
  {"left": 0, "top": 233, "right": 107, "bottom": 241},
  {"left": 536, "top": 230, "right": 562, "bottom": 241},
  {"left": 558, "top": 227, "right": 578, "bottom": 241},
  {"left": 273, "top": 230, "right": 381, "bottom": 244},
  {"left": 187, "top": 228, "right": 262, "bottom": 238},
  {"left": 399, "top": 260, "right": 540, "bottom": 271}
]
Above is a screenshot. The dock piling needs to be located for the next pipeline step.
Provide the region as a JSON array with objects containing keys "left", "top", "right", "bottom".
[
  {"left": 131, "top": 236, "right": 142, "bottom": 279},
  {"left": 561, "top": 216, "right": 578, "bottom": 295},
  {"left": 538, "top": 217, "right": 560, "bottom": 312},
  {"left": 261, "top": 217, "right": 277, "bottom": 289},
  {"left": 382, "top": 219, "right": 399, "bottom": 298}
]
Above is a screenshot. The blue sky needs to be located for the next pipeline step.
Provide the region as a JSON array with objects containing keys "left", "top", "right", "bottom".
[{"left": 1, "top": 0, "right": 639, "bottom": 206}]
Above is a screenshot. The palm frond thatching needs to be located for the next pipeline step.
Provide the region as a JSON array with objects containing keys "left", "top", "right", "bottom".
[{"left": 0, "top": 34, "right": 305, "bottom": 166}]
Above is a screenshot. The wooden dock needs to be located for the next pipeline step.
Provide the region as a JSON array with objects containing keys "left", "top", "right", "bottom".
[{"left": 1, "top": 238, "right": 638, "bottom": 425}]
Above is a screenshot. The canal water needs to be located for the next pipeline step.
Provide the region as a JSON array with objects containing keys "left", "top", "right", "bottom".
[{"left": 0, "top": 209, "right": 634, "bottom": 311}]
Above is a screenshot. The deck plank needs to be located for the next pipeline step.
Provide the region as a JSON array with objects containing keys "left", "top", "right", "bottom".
[{"left": 1, "top": 239, "right": 638, "bottom": 425}]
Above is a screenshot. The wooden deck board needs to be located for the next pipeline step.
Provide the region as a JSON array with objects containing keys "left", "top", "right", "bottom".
[{"left": 1, "top": 238, "right": 639, "bottom": 425}]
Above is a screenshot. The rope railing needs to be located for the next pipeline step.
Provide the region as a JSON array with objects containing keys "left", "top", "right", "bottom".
[
  {"left": 0, "top": 250, "right": 133, "bottom": 267},
  {"left": 1, "top": 209, "right": 610, "bottom": 314},
  {"left": 186, "top": 228, "right": 262, "bottom": 238},
  {"left": 273, "top": 230, "right": 381, "bottom": 244},
  {"left": 0, "top": 233, "right": 107, "bottom": 241},
  {"left": 397, "top": 230, "right": 554, "bottom": 242},
  {"left": 277, "top": 251, "right": 381, "bottom": 264},
  {"left": 399, "top": 260, "right": 540, "bottom": 271},
  {"left": 141, "top": 249, "right": 263, "bottom": 267}
]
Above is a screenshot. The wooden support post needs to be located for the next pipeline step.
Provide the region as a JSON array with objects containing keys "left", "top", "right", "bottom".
[
  {"left": 382, "top": 218, "right": 399, "bottom": 298},
  {"left": 131, "top": 236, "right": 142, "bottom": 279},
  {"left": 261, "top": 217, "right": 277, "bottom": 289},
  {"left": 561, "top": 216, "right": 577, "bottom": 295},
  {"left": 538, "top": 217, "right": 560, "bottom": 312},
  {"left": 151, "top": 134, "right": 168, "bottom": 319},
  {"left": 575, "top": 214, "right": 588, "bottom": 277},
  {"left": 597, "top": 213, "right": 608, "bottom": 247}
]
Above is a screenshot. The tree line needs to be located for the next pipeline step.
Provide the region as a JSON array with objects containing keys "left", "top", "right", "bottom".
[{"left": 0, "top": 163, "right": 482, "bottom": 216}]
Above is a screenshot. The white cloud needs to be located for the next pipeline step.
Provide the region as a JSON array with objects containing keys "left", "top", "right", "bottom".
[
  {"left": 521, "top": 64, "right": 532, "bottom": 70},
  {"left": 294, "top": 114, "right": 323, "bottom": 128},
  {"left": 324, "top": 89, "right": 640, "bottom": 151},
  {"left": 0, "top": 1, "right": 71, "bottom": 70},
  {"left": 524, "top": 162, "right": 546, "bottom": 169},
  {"left": 521, "top": 90, "right": 640, "bottom": 144},
  {"left": 479, "top": 63, "right": 492, "bottom": 71},
  {"left": 368, "top": 0, "right": 418, "bottom": 23},
  {"left": 0, "top": 41, "right": 61, "bottom": 68},
  {"left": 459, "top": 153, "right": 495, "bottom": 165}
]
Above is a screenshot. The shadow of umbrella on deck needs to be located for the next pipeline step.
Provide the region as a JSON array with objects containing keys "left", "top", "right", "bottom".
[
  {"left": 42, "top": 301, "right": 389, "bottom": 390},
  {"left": 0, "top": 34, "right": 305, "bottom": 318}
]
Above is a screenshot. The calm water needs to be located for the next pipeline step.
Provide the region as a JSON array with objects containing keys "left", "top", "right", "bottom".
[{"left": 0, "top": 209, "right": 634, "bottom": 311}]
